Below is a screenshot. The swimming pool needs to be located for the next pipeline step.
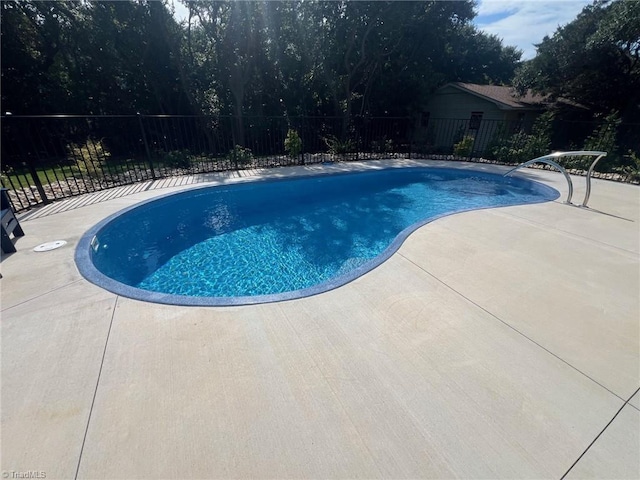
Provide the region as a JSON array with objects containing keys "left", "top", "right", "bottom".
[{"left": 75, "top": 167, "right": 559, "bottom": 306}]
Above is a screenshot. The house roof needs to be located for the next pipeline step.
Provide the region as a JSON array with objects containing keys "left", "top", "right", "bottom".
[{"left": 445, "top": 82, "right": 549, "bottom": 110}]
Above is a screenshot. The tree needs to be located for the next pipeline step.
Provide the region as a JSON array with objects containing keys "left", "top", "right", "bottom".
[
  {"left": 2, "top": 0, "right": 523, "bottom": 121},
  {"left": 71, "top": 0, "right": 190, "bottom": 114},
  {"left": 513, "top": 0, "right": 640, "bottom": 121},
  {"left": 1, "top": 1, "right": 82, "bottom": 113},
  {"left": 446, "top": 25, "right": 522, "bottom": 85},
  {"left": 186, "top": 1, "right": 272, "bottom": 143},
  {"left": 322, "top": 1, "right": 521, "bottom": 118},
  {"left": 1, "top": 0, "right": 189, "bottom": 115}
]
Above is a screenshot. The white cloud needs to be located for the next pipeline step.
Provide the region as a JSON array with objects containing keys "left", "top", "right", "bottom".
[
  {"left": 475, "top": 0, "right": 593, "bottom": 59},
  {"left": 476, "top": 0, "right": 522, "bottom": 16}
]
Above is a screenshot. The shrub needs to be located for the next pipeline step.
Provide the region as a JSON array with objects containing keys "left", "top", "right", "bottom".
[
  {"left": 323, "top": 135, "right": 354, "bottom": 155},
  {"left": 371, "top": 137, "right": 394, "bottom": 153},
  {"left": 161, "top": 150, "right": 191, "bottom": 170},
  {"left": 527, "top": 111, "right": 553, "bottom": 156},
  {"left": 580, "top": 111, "right": 621, "bottom": 171},
  {"left": 453, "top": 135, "right": 475, "bottom": 157},
  {"left": 613, "top": 150, "right": 640, "bottom": 181},
  {"left": 583, "top": 111, "right": 620, "bottom": 152},
  {"left": 284, "top": 129, "right": 302, "bottom": 157},
  {"left": 412, "top": 126, "right": 436, "bottom": 154},
  {"left": 486, "top": 112, "right": 554, "bottom": 164},
  {"left": 487, "top": 131, "right": 529, "bottom": 163},
  {"left": 227, "top": 145, "right": 253, "bottom": 166},
  {"left": 68, "top": 138, "right": 110, "bottom": 179},
  {"left": 483, "top": 124, "right": 509, "bottom": 160}
]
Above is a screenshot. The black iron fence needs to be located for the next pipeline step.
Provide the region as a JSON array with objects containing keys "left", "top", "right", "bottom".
[{"left": 1, "top": 114, "right": 638, "bottom": 212}]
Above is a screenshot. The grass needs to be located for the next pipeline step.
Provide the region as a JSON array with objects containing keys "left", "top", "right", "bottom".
[
  {"left": 1, "top": 155, "right": 224, "bottom": 191},
  {"left": 1, "top": 165, "right": 72, "bottom": 189}
]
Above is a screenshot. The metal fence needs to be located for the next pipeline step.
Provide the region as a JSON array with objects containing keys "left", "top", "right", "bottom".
[
  {"left": 1, "top": 114, "right": 638, "bottom": 212},
  {"left": 0, "top": 115, "right": 414, "bottom": 212}
]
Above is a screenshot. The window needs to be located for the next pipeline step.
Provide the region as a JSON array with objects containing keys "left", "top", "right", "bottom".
[{"left": 469, "top": 112, "right": 483, "bottom": 130}]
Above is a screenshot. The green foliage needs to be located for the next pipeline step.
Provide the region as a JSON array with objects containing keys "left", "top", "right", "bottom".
[
  {"left": 614, "top": 150, "right": 640, "bottom": 181},
  {"left": 487, "top": 132, "right": 530, "bottom": 163},
  {"left": 576, "top": 111, "right": 622, "bottom": 171},
  {"left": 513, "top": 0, "right": 640, "bottom": 121},
  {"left": 284, "top": 129, "right": 302, "bottom": 157},
  {"left": 68, "top": 138, "right": 110, "bottom": 178},
  {"left": 445, "top": 23, "right": 523, "bottom": 86},
  {"left": 2, "top": 165, "right": 68, "bottom": 191},
  {"left": 531, "top": 111, "right": 554, "bottom": 139},
  {"left": 412, "top": 126, "right": 437, "bottom": 154},
  {"left": 1, "top": 0, "right": 522, "bottom": 119},
  {"left": 160, "top": 150, "right": 192, "bottom": 170},
  {"left": 583, "top": 111, "right": 621, "bottom": 152},
  {"left": 453, "top": 135, "right": 475, "bottom": 157},
  {"left": 487, "top": 112, "right": 554, "bottom": 164},
  {"left": 526, "top": 110, "right": 554, "bottom": 157},
  {"left": 483, "top": 123, "right": 508, "bottom": 159},
  {"left": 227, "top": 145, "right": 253, "bottom": 165},
  {"left": 370, "top": 137, "right": 394, "bottom": 154},
  {"left": 1, "top": 1, "right": 189, "bottom": 115},
  {"left": 323, "top": 135, "right": 354, "bottom": 155}
]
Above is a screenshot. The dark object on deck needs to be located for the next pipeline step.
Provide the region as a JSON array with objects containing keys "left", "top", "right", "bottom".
[{"left": 1, "top": 188, "right": 24, "bottom": 253}]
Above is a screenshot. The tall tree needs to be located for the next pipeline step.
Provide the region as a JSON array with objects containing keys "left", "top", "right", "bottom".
[
  {"left": 1, "top": 0, "right": 190, "bottom": 114},
  {"left": 3, "top": 0, "right": 523, "bottom": 121},
  {"left": 187, "top": 1, "right": 271, "bottom": 143},
  {"left": 513, "top": 0, "right": 640, "bottom": 121},
  {"left": 362, "top": 1, "right": 520, "bottom": 116},
  {"left": 1, "top": 1, "right": 82, "bottom": 113}
]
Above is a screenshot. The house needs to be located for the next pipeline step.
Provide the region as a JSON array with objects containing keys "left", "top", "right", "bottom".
[{"left": 419, "top": 82, "right": 550, "bottom": 155}]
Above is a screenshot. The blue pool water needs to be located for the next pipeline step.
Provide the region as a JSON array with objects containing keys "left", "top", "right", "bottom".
[{"left": 76, "top": 167, "right": 559, "bottom": 305}]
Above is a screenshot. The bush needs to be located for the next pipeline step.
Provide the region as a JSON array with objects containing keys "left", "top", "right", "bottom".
[
  {"left": 160, "top": 150, "right": 191, "bottom": 170},
  {"left": 323, "top": 135, "right": 354, "bottom": 155},
  {"left": 68, "top": 138, "right": 110, "bottom": 179},
  {"left": 371, "top": 137, "right": 394, "bottom": 153},
  {"left": 487, "top": 131, "right": 529, "bottom": 163},
  {"left": 284, "top": 129, "right": 302, "bottom": 157},
  {"left": 527, "top": 111, "right": 553, "bottom": 156},
  {"left": 486, "top": 112, "right": 554, "bottom": 164},
  {"left": 580, "top": 111, "right": 621, "bottom": 171},
  {"left": 412, "top": 126, "right": 436, "bottom": 154},
  {"left": 613, "top": 150, "right": 640, "bottom": 181},
  {"left": 227, "top": 145, "right": 253, "bottom": 166},
  {"left": 453, "top": 135, "right": 475, "bottom": 157}
]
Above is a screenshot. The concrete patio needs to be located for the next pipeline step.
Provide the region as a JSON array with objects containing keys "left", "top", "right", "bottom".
[{"left": 1, "top": 160, "right": 638, "bottom": 479}]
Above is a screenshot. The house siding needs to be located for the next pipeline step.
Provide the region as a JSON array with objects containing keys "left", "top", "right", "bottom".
[
  {"left": 425, "top": 86, "right": 505, "bottom": 121},
  {"left": 420, "top": 85, "right": 542, "bottom": 156}
]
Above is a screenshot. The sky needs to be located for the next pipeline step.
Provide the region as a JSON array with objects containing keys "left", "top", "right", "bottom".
[
  {"left": 474, "top": 0, "right": 593, "bottom": 59},
  {"left": 171, "top": 0, "right": 594, "bottom": 61}
]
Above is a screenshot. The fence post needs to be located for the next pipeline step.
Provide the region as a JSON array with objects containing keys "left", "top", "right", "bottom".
[
  {"left": 407, "top": 117, "right": 413, "bottom": 159},
  {"left": 5, "top": 115, "right": 51, "bottom": 206},
  {"left": 137, "top": 113, "right": 156, "bottom": 180},
  {"left": 25, "top": 159, "right": 51, "bottom": 205},
  {"left": 299, "top": 119, "right": 305, "bottom": 165},
  {"left": 470, "top": 132, "right": 478, "bottom": 161}
]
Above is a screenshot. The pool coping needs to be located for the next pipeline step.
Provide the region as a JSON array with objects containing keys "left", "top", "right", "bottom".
[{"left": 74, "top": 165, "right": 560, "bottom": 306}]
